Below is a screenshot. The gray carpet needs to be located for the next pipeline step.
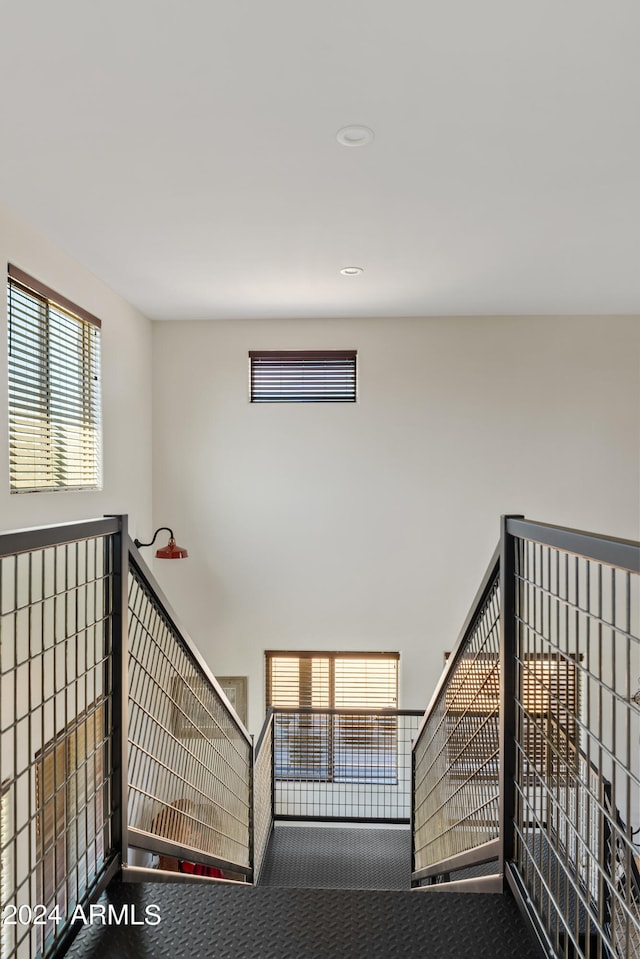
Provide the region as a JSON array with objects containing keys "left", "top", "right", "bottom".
[
  {"left": 259, "top": 826, "right": 412, "bottom": 890},
  {"left": 66, "top": 881, "right": 543, "bottom": 959}
]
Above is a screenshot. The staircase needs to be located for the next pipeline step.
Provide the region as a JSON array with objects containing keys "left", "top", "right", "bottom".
[
  {"left": 3, "top": 515, "right": 639, "bottom": 959},
  {"left": 65, "top": 827, "right": 541, "bottom": 959}
]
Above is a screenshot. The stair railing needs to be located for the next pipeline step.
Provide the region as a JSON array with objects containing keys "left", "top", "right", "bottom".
[
  {"left": 0, "top": 517, "right": 125, "bottom": 959},
  {"left": 252, "top": 708, "right": 274, "bottom": 883},
  {"left": 0, "top": 515, "right": 258, "bottom": 959},
  {"left": 124, "top": 539, "right": 253, "bottom": 884},
  {"left": 411, "top": 542, "right": 502, "bottom": 891},
  {"left": 413, "top": 515, "right": 640, "bottom": 959},
  {"left": 267, "top": 707, "right": 422, "bottom": 823},
  {"left": 506, "top": 518, "right": 640, "bottom": 959}
]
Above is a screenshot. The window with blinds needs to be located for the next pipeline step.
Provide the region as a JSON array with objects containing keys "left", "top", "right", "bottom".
[
  {"left": 8, "top": 264, "right": 102, "bottom": 491},
  {"left": 249, "top": 350, "right": 357, "bottom": 403},
  {"left": 266, "top": 652, "right": 399, "bottom": 783}
]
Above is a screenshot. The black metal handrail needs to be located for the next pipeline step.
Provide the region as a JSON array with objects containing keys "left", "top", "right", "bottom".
[
  {"left": 128, "top": 540, "right": 251, "bottom": 746},
  {"left": 506, "top": 517, "right": 640, "bottom": 574},
  {"left": 255, "top": 706, "right": 275, "bottom": 757},
  {"left": 414, "top": 543, "right": 501, "bottom": 748}
]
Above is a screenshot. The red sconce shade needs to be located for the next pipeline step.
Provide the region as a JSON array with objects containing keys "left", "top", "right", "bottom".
[
  {"left": 155, "top": 535, "right": 188, "bottom": 559},
  {"left": 134, "top": 527, "right": 189, "bottom": 559}
]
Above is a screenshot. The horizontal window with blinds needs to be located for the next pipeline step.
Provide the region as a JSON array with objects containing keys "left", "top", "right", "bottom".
[
  {"left": 266, "top": 652, "right": 399, "bottom": 783},
  {"left": 8, "top": 264, "right": 102, "bottom": 492},
  {"left": 266, "top": 651, "right": 398, "bottom": 710},
  {"left": 249, "top": 350, "right": 357, "bottom": 403}
]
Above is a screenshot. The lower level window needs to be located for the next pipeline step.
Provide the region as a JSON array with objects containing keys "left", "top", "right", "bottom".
[{"left": 266, "top": 651, "right": 399, "bottom": 783}]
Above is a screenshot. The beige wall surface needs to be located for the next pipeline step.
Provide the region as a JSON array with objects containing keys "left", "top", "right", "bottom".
[
  {"left": 0, "top": 202, "right": 154, "bottom": 538},
  {"left": 151, "top": 314, "right": 640, "bottom": 734}
]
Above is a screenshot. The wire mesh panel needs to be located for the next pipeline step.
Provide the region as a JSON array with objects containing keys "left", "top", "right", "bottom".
[
  {"left": 0, "top": 522, "right": 118, "bottom": 959},
  {"left": 127, "top": 562, "right": 252, "bottom": 876},
  {"left": 511, "top": 531, "right": 640, "bottom": 959},
  {"left": 273, "top": 709, "right": 421, "bottom": 821},
  {"left": 252, "top": 712, "right": 274, "bottom": 882},
  {"left": 413, "top": 568, "right": 501, "bottom": 881}
]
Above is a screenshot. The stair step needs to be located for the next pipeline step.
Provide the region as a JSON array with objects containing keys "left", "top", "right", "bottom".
[
  {"left": 259, "top": 825, "right": 411, "bottom": 889},
  {"left": 66, "top": 881, "right": 541, "bottom": 959}
]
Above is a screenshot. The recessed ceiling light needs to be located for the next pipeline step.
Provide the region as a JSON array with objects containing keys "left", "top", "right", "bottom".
[
  {"left": 336, "top": 125, "right": 374, "bottom": 147},
  {"left": 340, "top": 266, "right": 364, "bottom": 276}
]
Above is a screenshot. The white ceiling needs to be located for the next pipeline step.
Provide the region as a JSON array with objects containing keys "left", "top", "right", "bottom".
[{"left": 1, "top": 0, "right": 639, "bottom": 321}]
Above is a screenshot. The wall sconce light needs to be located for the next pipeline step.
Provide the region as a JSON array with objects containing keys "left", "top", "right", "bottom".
[{"left": 133, "top": 527, "right": 189, "bottom": 559}]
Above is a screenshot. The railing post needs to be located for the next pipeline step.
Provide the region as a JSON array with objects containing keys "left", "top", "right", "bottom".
[
  {"left": 271, "top": 712, "right": 276, "bottom": 819},
  {"left": 249, "top": 733, "right": 255, "bottom": 880},
  {"left": 498, "top": 514, "right": 523, "bottom": 883},
  {"left": 109, "top": 514, "right": 130, "bottom": 869},
  {"left": 411, "top": 745, "right": 417, "bottom": 887}
]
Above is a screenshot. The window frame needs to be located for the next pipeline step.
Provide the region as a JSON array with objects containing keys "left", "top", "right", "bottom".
[
  {"left": 7, "top": 264, "right": 102, "bottom": 493},
  {"left": 249, "top": 350, "right": 357, "bottom": 403},
  {"left": 266, "top": 651, "right": 399, "bottom": 784}
]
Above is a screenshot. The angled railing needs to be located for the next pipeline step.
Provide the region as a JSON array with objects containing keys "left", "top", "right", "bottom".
[
  {"left": 0, "top": 516, "right": 255, "bottom": 959},
  {"left": 413, "top": 516, "right": 640, "bottom": 959},
  {"left": 252, "top": 708, "right": 274, "bottom": 883},
  {"left": 412, "top": 544, "right": 502, "bottom": 891},
  {"left": 124, "top": 542, "right": 253, "bottom": 884}
]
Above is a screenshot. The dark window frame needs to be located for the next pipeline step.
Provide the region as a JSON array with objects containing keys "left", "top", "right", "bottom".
[
  {"left": 249, "top": 350, "right": 357, "bottom": 403},
  {"left": 266, "top": 651, "right": 399, "bottom": 784},
  {"left": 7, "top": 264, "right": 102, "bottom": 492}
]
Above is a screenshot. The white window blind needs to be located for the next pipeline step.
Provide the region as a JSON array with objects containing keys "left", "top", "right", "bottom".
[
  {"left": 8, "top": 265, "right": 102, "bottom": 492},
  {"left": 267, "top": 652, "right": 399, "bottom": 783},
  {"left": 266, "top": 652, "right": 398, "bottom": 709},
  {"left": 249, "top": 350, "right": 357, "bottom": 403}
]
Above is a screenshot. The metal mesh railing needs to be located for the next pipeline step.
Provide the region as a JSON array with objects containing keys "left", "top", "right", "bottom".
[
  {"left": 0, "top": 519, "right": 121, "bottom": 959},
  {"left": 126, "top": 554, "right": 252, "bottom": 878},
  {"left": 605, "top": 783, "right": 640, "bottom": 959},
  {"left": 252, "top": 710, "right": 274, "bottom": 882},
  {"left": 272, "top": 709, "right": 421, "bottom": 822},
  {"left": 412, "top": 555, "right": 501, "bottom": 883},
  {"left": 510, "top": 526, "right": 640, "bottom": 959}
]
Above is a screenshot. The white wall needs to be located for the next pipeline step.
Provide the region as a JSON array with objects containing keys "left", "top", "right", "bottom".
[
  {"left": 0, "top": 202, "right": 153, "bottom": 538},
  {"left": 151, "top": 315, "right": 640, "bottom": 735}
]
